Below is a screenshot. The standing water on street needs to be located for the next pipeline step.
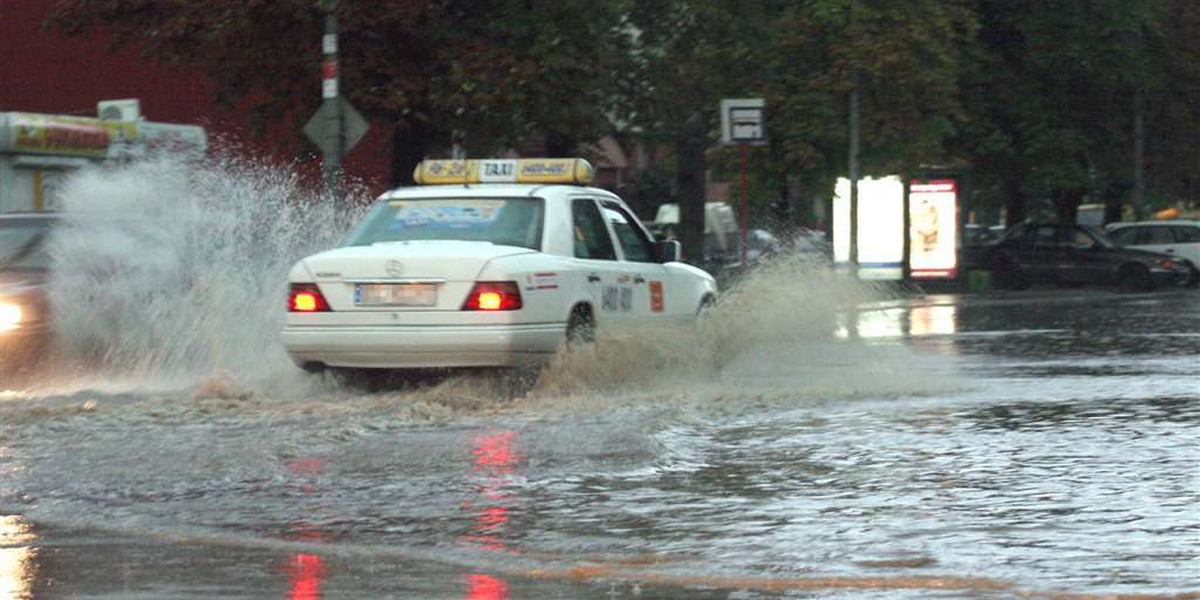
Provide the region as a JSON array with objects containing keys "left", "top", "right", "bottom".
[{"left": 0, "top": 156, "right": 1194, "bottom": 599}]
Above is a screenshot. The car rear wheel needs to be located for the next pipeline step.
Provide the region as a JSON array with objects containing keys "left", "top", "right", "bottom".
[
  {"left": 1184, "top": 263, "right": 1200, "bottom": 288},
  {"left": 565, "top": 305, "right": 594, "bottom": 349},
  {"left": 1118, "top": 263, "right": 1154, "bottom": 293}
]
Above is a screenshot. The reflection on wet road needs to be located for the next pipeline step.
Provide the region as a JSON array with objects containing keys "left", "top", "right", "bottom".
[{"left": 0, "top": 289, "right": 1197, "bottom": 599}]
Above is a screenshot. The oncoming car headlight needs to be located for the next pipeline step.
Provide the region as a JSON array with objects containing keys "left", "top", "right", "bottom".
[{"left": 0, "top": 302, "right": 22, "bottom": 332}]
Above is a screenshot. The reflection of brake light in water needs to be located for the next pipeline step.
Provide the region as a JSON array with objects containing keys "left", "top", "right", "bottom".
[
  {"left": 460, "top": 431, "right": 519, "bottom": 599},
  {"left": 466, "top": 573, "right": 509, "bottom": 600},
  {"left": 463, "top": 431, "right": 521, "bottom": 551},
  {"left": 283, "top": 457, "right": 330, "bottom": 600},
  {"left": 286, "top": 553, "right": 326, "bottom": 600}
]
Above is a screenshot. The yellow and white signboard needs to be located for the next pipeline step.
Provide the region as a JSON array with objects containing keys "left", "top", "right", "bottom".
[{"left": 413, "top": 158, "right": 594, "bottom": 186}]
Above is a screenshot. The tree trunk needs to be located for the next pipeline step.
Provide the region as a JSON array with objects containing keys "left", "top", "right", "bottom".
[
  {"left": 675, "top": 113, "right": 708, "bottom": 267},
  {"left": 1054, "top": 187, "right": 1084, "bottom": 225},
  {"left": 1004, "top": 171, "right": 1027, "bottom": 227},
  {"left": 544, "top": 132, "right": 575, "bottom": 158},
  {"left": 390, "top": 118, "right": 429, "bottom": 188}
]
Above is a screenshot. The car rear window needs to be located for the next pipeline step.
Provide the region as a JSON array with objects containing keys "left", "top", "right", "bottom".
[{"left": 343, "top": 198, "right": 543, "bottom": 250}]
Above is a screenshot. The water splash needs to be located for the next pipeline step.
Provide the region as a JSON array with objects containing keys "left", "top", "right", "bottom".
[{"left": 46, "top": 154, "right": 369, "bottom": 388}]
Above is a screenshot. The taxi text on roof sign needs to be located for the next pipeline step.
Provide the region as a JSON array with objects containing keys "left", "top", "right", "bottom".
[{"left": 413, "top": 158, "right": 594, "bottom": 185}]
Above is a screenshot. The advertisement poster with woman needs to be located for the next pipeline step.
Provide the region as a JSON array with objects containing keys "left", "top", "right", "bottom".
[{"left": 909, "top": 180, "right": 959, "bottom": 278}]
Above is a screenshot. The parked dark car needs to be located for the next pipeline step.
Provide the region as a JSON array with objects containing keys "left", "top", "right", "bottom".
[
  {"left": 0, "top": 213, "right": 55, "bottom": 378},
  {"left": 980, "top": 223, "right": 1193, "bottom": 291}
]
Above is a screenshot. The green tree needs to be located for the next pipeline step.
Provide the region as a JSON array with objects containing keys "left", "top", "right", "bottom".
[
  {"left": 50, "top": 0, "right": 631, "bottom": 186},
  {"left": 624, "top": 0, "right": 778, "bottom": 265},
  {"left": 959, "top": 0, "right": 1200, "bottom": 225},
  {"left": 768, "top": 0, "right": 978, "bottom": 225}
]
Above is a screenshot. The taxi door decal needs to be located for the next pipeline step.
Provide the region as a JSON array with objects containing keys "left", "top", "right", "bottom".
[{"left": 649, "top": 281, "right": 664, "bottom": 313}]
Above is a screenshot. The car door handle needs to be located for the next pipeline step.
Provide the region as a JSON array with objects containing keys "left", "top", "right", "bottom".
[
  {"left": 633, "top": 275, "right": 646, "bottom": 284},
  {"left": 1166, "top": 249, "right": 1176, "bottom": 253},
  {"left": 587, "top": 274, "right": 601, "bottom": 283}
]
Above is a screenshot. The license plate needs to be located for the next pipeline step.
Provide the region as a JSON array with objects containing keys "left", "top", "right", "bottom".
[{"left": 355, "top": 283, "right": 438, "bottom": 306}]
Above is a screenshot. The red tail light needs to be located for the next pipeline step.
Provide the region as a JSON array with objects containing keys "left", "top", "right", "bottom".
[
  {"left": 289, "top": 283, "right": 331, "bottom": 312},
  {"left": 462, "top": 281, "right": 522, "bottom": 311}
]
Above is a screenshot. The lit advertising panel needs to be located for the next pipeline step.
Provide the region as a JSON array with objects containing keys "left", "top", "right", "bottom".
[
  {"left": 833, "top": 176, "right": 904, "bottom": 280},
  {"left": 908, "top": 179, "right": 959, "bottom": 279}
]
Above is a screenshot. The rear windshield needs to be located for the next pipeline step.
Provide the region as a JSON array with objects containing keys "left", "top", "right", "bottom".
[
  {"left": 0, "top": 219, "right": 52, "bottom": 270},
  {"left": 343, "top": 198, "right": 543, "bottom": 250}
]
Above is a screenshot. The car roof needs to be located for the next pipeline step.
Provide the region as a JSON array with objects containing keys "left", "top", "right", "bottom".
[
  {"left": 379, "top": 184, "right": 619, "bottom": 202},
  {"left": 1107, "top": 220, "right": 1197, "bottom": 228}
]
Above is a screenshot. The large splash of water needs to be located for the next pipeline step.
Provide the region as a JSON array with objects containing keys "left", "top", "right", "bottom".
[
  {"left": 36, "top": 152, "right": 954, "bottom": 407},
  {"left": 46, "top": 154, "right": 369, "bottom": 388}
]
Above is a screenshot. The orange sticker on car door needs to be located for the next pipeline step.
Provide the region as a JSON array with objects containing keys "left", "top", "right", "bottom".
[{"left": 649, "top": 281, "right": 664, "bottom": 313}]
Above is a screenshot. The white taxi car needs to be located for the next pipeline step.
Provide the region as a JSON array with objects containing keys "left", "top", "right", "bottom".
[{"left": 282, "top": 158, "right": 717, "bottom": 372}]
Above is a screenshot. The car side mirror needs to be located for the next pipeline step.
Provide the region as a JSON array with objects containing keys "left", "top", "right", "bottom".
[{"left": 656, "top": 240, "right": 681, "bottom": 263}]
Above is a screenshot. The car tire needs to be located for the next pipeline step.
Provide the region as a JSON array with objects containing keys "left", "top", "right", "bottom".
[
  {"left": 697, "top": 294, "right": 717, "bottom": 317},
  {"left": 1184, "top": 263, "right": 1200, "bottom": 288},
  {"left": 1118, "top": 263, "right": 1154, "bottom": 293},
  {"left": 565, "top": 305, "right": 594, "bottom": 349}
]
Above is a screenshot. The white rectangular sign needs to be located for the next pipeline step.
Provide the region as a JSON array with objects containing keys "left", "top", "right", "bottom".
[
  {"left": 833, "top": 176, "right": 905, "bottom": 280},
  {"left": 720, "top": 98, "right": 767, "bottom": 145}
]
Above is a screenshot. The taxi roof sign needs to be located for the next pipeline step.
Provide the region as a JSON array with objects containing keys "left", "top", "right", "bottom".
[{"left": 413, "top": 158, "right": 594, "bottom": 185}]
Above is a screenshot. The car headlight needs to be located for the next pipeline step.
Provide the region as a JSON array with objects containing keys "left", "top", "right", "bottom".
[{"left": 0, "top": 302, "right": 21, "bottom": 332}]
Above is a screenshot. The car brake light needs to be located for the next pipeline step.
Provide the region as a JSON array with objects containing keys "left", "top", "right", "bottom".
[
  {"left": 289, "top": 283, "right": 331, "bottom": 312},
  {"left": 463, "top": 282, "right": 522, "bottom": 311}
]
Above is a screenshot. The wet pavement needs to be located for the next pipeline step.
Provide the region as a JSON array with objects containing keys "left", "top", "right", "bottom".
[{"left": 1, "top": 286, "right": 1198, "bottom": 599}]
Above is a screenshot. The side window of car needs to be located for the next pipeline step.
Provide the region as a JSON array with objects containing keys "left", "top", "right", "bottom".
[
  {"left": 572, "top": 198, "right": 617, "bottom": 260},
  {"left": 1071, "top": 229, "right": 1096, "bottom": 249},
  {"left": 600, "top": 201, "right": 656, "bottom": 263},
  {"left": 1033, "top": 226, "right": 1058, "bottom": 247},
  {"left": 1139, "top": 227, "right": 1175, "bottom": 245},
  {"left": 1171, "top": 226, "right": 1200, "bottom": 244},
  {"left": 1109, "top": 227, "right": 1138, "bottom": 246}
]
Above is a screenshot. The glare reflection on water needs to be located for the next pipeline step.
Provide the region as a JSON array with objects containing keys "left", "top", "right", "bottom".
[{"left": 0, "top": 516, "right": 35, "bottom": 600}]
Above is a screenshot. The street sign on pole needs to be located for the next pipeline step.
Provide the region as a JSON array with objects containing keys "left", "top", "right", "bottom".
[
  {"left": 720, "top": 98, "right": 767, "bottom": 146},
  {"left": 720, "top": 98, "right": 767, "bottom": 268},
  {"left": 303, "top": 98, "right": 368, "bottom": 158}
]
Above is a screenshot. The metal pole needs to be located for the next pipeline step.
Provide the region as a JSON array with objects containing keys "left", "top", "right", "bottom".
[
  {"left": 1132, "top": 87, "right": 1145, "bottom": 220},
  {"left": 740, "top": 143, "right": 749, "bottom": 268},
  {"left": 321, "top": 0, "right": 343, "bottom": 201},
  {"left": 849, "top": 71, "right": 860, "bottom": 269},
  {"left": 848, "top": 0, "right": 860, "bottom": 271}
]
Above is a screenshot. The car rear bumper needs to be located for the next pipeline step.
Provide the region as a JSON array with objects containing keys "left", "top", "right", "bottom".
[
  {"left": 1150, "top": 266, "right": 1192, "bottom": 287},
  {"left": 281, "top": 322, "right": 566, "bottom": 369}
]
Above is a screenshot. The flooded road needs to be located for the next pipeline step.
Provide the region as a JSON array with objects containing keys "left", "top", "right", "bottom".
[
  {"left": 1, "top": 289, "right": 1196, "bottom": 599},
  {"left": 0, "top": 160, "right": 1197, "bottom": 598}
]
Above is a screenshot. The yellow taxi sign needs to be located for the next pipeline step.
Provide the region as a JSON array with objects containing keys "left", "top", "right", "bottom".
[{"left": 413, "top": 158, "right": 594, "bottom": 185}]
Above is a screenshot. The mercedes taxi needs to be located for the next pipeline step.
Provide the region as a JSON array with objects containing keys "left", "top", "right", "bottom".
[{"left": 282, "top": 158, "right": 717, "bottom": 373}]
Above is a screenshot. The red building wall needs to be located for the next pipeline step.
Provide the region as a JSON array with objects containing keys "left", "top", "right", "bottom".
[{"left": 1, "top": 0, "right": 391, "bottom": 192}]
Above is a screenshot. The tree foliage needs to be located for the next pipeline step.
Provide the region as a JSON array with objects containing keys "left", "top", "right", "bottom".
[
  {"left": 50, "top": 0, "right": 1200, "bottom": 226},
  {"left": 50, "top": 0, "right": 631, "bottom": 183}
]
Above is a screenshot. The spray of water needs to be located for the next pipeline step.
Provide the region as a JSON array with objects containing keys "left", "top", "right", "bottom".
[
  {"left": 38, "top": 152, "right": 955, "bottom": 409},
  {"left": 46, "top": 154, "right": 369, "bottom": 389},
  {"left": 526, "top": 255, "right": 956, "bottom": 411}
]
